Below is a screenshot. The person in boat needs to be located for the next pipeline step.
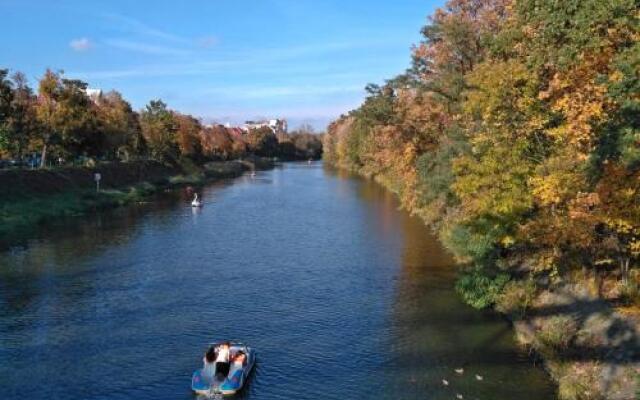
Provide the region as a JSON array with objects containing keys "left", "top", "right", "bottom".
[
  {"left": 215, "top": 341, "right": 231, "bottom": 378},
  {"left": 227, "top": 350, "right": 247, "bottom": 379},
  {"left": 232, "top": 351, "right": 246, "bottom": 368},
  {"left": 202, "top": 346, "right": 217, "bottom": 380}
]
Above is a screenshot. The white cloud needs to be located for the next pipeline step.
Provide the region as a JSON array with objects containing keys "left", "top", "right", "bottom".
[{"left": 69, "top": 37, "right": 92, "bottom": 51}]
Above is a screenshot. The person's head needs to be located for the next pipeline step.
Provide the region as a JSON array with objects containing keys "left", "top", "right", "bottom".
[
  {"left": 235, "top": 351, "right": 246, "bottom": 362},
  {"left": 205, "top": 346, "right": 217, "bottom": 363},
  {"left": 222, "top": 341, "right": 231, "bottom": 349}
]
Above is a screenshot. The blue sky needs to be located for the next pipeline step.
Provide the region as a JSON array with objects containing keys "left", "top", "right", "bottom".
[{"left": 0, "top": 0, "right": 439, "bottom": 130}]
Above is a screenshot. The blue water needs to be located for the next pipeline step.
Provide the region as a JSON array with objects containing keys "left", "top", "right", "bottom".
[{"left": 0, "top": 162, "right": 555, "bottom": 399}]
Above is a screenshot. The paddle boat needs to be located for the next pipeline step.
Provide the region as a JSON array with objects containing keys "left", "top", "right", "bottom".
[
  {"left": 191, "top": 193, "right": 202, "bottom": 207},
  {"left": 192, "top": 341, "right": 255, "bottom": 396}
]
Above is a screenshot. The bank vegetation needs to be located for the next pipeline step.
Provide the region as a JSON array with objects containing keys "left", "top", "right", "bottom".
[
  {"left": 0, "top": 69, "right": 322, "bottom": 167},
  {"left": 323, "top": 0, "right": 640, "bottom": 398},
  {"left": 0, "top": 69, "right": 322, "bottom": 242}
]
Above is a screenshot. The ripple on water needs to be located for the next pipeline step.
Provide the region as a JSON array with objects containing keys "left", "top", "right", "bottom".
[{"left": 0, "top": 163, "right": 555, "bottom": 400}]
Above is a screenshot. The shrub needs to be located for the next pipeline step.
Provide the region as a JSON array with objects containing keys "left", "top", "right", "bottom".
[
  {"left": 537, "top": 315, "right": 578, "bottom": 352},
  {"left": 455, "top": 268, "right": 510, "bottom": 309},
  {"left": 442, "top": 218, "right": 510, "bottom": 263},
  {"left": 557, "top": 365, "right": 604, "bottom": 400},
  {"left": 618, "top": 281, "right": 640, "bottom": 306},
  {"left": 495, "top": 279, "right": 537, "bottom": 318}
]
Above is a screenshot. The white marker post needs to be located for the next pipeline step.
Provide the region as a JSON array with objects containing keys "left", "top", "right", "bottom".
[{"left": 94, "top": 172, "right": 101, "bottom": 193}]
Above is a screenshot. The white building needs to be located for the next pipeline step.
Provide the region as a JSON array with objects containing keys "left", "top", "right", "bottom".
[
  {"left": 85, "top": 88, "right": 103, "bottom": 103},
  {"left": 242, "top": 119, "right": 288, "bottom": 134}
]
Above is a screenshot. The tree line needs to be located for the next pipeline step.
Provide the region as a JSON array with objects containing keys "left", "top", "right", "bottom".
[
  {"left": 0, "top": 69, "right": 322, "bottom": 167},
  {"left": 324, "top": 0, "right": 639, "bottom": 302}
]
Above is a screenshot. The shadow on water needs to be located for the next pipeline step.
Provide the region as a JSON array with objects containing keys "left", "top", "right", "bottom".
[{"left": 345, "top": 174, "right": 556, "bottom": 400}]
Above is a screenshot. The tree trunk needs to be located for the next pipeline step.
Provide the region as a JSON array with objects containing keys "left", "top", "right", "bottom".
[
  {"left": 40, "top": 142, "right": 47, "bottom": 168},
  {"left": 597, "top": 267, "right": 604, "bottom": 298},
  {"left": 621, "top": 257, "right": 630, "bottom": 284}
]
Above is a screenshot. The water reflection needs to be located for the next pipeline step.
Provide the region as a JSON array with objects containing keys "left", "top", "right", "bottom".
[
  {"left": 0, "top": 163, "right": 554, "bottom": 400},
  {"left": 341, "top": 175, "right": 555, "bottom": 400}
]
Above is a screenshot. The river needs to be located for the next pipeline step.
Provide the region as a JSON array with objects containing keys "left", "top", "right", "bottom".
[{"left": 0, "top": 162, "right": 555, "bottom": 399}]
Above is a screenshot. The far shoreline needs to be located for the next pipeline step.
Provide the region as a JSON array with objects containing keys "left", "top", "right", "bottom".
[{"left": 0, "top": 156, "right": 285, "bottom": 249}]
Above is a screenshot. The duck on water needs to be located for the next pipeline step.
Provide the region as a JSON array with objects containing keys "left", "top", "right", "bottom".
[{"left": 192, "top": 341, "right": 255, "bottom": 396}]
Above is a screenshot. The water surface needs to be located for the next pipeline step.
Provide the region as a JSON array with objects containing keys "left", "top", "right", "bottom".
[{"left": 0, "top": 162, "right": 555, "bottom": 399}]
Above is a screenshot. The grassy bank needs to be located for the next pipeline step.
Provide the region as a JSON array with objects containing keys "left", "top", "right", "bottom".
[
  {"left": 0, "top": 157, "right": 273, "bottom": 241},
  {"left": 495, "top": 279, "right": 639, "bottom": 400}
]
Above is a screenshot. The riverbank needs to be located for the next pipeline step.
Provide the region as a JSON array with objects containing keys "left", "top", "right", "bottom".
[
  {"left": 500, "top": 281, "right": 639, "bottom": 400},
  {"left": 325, "top": 162, "right": 639, "bottom": 400},
  {"left": 0, "top": 157, "right": 274, "bottom": 243}
]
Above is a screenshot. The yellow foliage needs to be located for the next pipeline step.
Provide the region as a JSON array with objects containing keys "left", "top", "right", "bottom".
[
  {"left": 538, "top": 50, "right": 616, "bottom": 157},
  {"left": 501, "top": 235, "right": 516, "bottom": 247}
]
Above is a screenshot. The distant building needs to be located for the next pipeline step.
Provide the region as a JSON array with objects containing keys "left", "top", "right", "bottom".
[
  {"left": 85, "top": 88, "right": 103, "bottom": 104},
  {"left": 242, "top": 119, "right": 287, "bottom": 135}
]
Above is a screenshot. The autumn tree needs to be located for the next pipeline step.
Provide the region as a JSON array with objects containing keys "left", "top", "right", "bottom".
[
  {"left": 6, "top": 72, "right": 38, "bottom": 160},
  {"left": 0, "top": 69, "right": 14, "bottom": 157},
  {"left": 34, "top": 70, "right": 97, "bottom": 166},
  {"left": 324, "top": 0, "right": 639, "bottom": 287},
  {"left": 174, "top": 113, "right": 203, "bottom": 159},
  {"left": 199, "top": 125, "right": 234, "bottom": 159}
]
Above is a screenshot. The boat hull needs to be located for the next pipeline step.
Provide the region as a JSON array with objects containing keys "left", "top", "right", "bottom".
[{"left": 192, "top": 344, "right": 255, "bottom": 396}]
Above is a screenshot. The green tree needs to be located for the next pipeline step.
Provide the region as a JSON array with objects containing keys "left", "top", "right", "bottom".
[
  {"left": 244, "top": 126, "right": 278, "bottom": 157},
  {"left": 291, "top": 132, "right": 323, "bottom": 159},
  {"left": 139, "top": 100, "right": 178, "bottom": 162},
  {"left": 57, "top": 78, "right": 99, "bottom": 158}
]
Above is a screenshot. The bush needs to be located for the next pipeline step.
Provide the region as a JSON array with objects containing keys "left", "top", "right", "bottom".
[
  {"left": 496, "top": 279, "right": 537, "bottom": 318},
  {"left": 455, "top": 268, "right": 510, "bottom": 309},
  {"left": 557, "top": 365, "right": 603, "bottom": 400},
  {"left": 558, "top": 375, "right": 589, "bottom": 400},
  {"left": 619, "top": 281, "right": 640, "bottom": 306},
  {"left": 443, "top": 219, "right": 509, "bottom": 263},
  {"left": 538, "top": 315, "right": 578, "bottom": 352}
]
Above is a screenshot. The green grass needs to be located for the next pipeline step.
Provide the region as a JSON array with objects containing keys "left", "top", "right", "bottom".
[
  {"left": 0, "top": 158, "right": 271, "bottom": 241},
  {"left": 168, "top": 173, "right": 206, "bottom": 185},
  {"left": 0, "top": 182, "right": 160, "bottom": 238}
]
